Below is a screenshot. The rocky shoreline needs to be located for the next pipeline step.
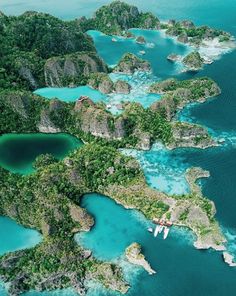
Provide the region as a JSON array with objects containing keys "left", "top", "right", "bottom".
[
  {"left": 223, "top": 252, "right": 236, "bottom": 267},
  {"left": 125, "top": 243, "right": 156, "bottom": 275}
]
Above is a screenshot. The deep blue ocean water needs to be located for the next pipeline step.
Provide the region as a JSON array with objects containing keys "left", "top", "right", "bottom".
[{"left": 0, "top": 1, "right": 236, "bottom": 296}]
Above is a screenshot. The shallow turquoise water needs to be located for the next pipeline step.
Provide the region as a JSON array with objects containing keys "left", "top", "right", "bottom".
[
  {"left": 78, "top": 193, "right": 236, "bottom": 296},
  {"left": 87, "top": 29, "right": 189, "bottom": 78},
  {"left": 34, "top": 86, "right": 105, "bottom": 103},
  {"left": 0, "top": 133, "right": 82, "bottom": 174},
  {"left": 0, "top": 217, "right": 41, "bottom": 256},
  {"left": 0, "top": 1, "right": 236, "bottom": 296},
  {"left": 0, "top": 217, "right": 41, "bottom": 296}
]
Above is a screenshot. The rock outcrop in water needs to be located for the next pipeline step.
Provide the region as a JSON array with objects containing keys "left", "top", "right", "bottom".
[
  {"left": 114, "top": 53, "right": 151, "bottom": 74},
  {"left": 167, "top": 53, "right": 182, "bottom": 62},
  {"left": 182, "top": 51, "right": 205, "bottom": 71},
  {"left": 88, "top": 73, "right": 114, "bottom": 94},
  {"left": 125, "top": 243, "right": 156, "bottom": 275},
  {"left": 136, "top": 36, "right": 146, "bottom": 44},
  {"left": 88, "top": 73, "right": 131, "bottom": 94},
  {"left": 223, "top": 252, "right": 236, "bottom": 267},
  {"left": 114, "top": 79, "right": 131, "bottom": 94},
  {"left": 165, "top": 19, "right": 233, "bottom": 47},
  {"left": 150, "top": 77, "right": 221, "bottom": 120}
]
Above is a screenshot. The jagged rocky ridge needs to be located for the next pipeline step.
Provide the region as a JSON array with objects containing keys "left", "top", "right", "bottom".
[{"left": 0, "top": 76, "right": 221, "bottom": 150}]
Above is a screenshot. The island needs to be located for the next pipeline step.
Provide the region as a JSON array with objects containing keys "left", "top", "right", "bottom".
[{"left": 0, "top": 1, "right": 234, "bottom": 295}]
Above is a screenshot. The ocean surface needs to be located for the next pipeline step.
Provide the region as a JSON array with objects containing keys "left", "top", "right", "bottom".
[{"left": 0, "top": 1, "right": 236, "bottom": 296}]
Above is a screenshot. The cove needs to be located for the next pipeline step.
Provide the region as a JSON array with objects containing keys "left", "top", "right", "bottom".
[
  {"left": 0, "top": 133, "right": 83, "bottom": 174},
  {"left": 34, "top": 86, "right": 105, "bottom": 103},
  {"left": 87, "top": 29, "right": 190, "bottom": 77},
  {"left": 77, "top": 193, "right": 236, "bottom": 296},
  {"left": 0, "top": 217, "right": 42, "bottom": 296}
]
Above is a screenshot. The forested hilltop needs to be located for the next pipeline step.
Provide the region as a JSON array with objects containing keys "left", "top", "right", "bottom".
[{"left": 0, "top": 1, "right": 234, "bottom": 91}]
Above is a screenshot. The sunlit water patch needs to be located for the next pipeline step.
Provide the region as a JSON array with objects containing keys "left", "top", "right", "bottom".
[
  {"left": 107, "top": 72, "right": 161, "bottom": 114},
  {"left": 0, "top": 133, "right": 83, "bottom": 174},
  {"left": 0, "top": 217, "right": 42, "bottom": 295},
  {"left": 34, "top": 86, "right": 105, "bottom": 103}
]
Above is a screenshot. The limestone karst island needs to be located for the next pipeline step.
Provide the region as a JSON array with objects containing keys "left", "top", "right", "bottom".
[{"left": 0, "top": 1, "right": 236, "bottom": 296}]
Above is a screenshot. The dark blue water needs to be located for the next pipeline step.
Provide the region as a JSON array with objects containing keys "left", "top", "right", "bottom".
[{"left": 0, "top": 133, "right": 83, "bottom": 174}]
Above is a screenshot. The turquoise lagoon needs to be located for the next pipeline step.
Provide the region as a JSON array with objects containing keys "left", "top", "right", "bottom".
[
  {"left": 1, "top": 0, "right": 236, "bottom": 296},
  {"left": 35, "top": 28, "right": 189, "bottom": 113},
  {"left": 0, "top": 217, "right": 42, "bottom": 296},
  {"left": 0, "top": 133, "right": 82, "bottom": 174},
  {"left": 34, "top": 86, "right": 105, "bottom": 103}
]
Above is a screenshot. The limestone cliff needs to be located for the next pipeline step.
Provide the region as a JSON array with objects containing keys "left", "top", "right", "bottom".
[
  {"left": 74, "top": 96, "right": 126, "bottom": 139},
  {"left": 44, "top": 52, "right": 109, "bottom": 87},
  {"left": 182, "top": 51, "right": 204, "bottom": 71},
  {"left": 168, "top": 122, "right": 217, "bottom": 149}
]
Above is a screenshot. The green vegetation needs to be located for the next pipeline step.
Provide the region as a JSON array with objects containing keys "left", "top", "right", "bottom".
[
  {"left": 166, "top": 21, "right": 232, "bottom": 46},
  {"left": 182, "top": 51, "right": 205, "bottom": 70},
  {"left": 91, "top": 1, "right": 159, "bottom": 35},
  {"left": 149, "top": 77, "right": 221, "bottom": 121},
  {"left": 114, "top": 53, "right": 151, "bottom": 73},
  {"left": 123, "top": 102, "right": 173, "bottom": 145},
  {"left": 0, "top": 11, "right": 104, "bottom": 90}
]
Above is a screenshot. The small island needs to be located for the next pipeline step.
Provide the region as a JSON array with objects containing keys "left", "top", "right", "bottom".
[{"left": 223, "top": 252, "right": 236, "bottom": 267}]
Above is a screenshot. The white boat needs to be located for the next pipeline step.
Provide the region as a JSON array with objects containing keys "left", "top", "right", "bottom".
[
  {"left": 148, "top": 227, "right": 153, "bottom": 233},
  {"left": 139, "top": 50, "right": 146, "bottom": 55},
  {"left": 159, "top": 225, "right": 164, "bottom": 234},
  {"left": 154, "top": 225, "right": 160, "bottom": 237},
  {"left": 106, "top": 104, "right": 112, "bottom": 109},
  {"left": 112, "top": 38, "right": 117, "bottom": 42},
  {"left": 163, "top": 227, "right": 170, "bottom": 239}
]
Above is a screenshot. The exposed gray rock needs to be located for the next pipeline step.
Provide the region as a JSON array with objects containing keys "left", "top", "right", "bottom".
[
  {"left": 74, "top": 96, "right": 126, "bottom": 140},
  {"left": 223, "top": 252, "right": 236, "bottom": 267},
  {"left": 178, "top": 20, "right": 195, "bottom": 29},
  {"left": 114, "top": 80, "right": 131, "bottom": 94},
  {"left": 38, "top": 110, "right": 61, "bottom": 133},
  {"left": 177, "top": 33, "right": 189, "bottom": 43},
  {"left": 136, "top": 36, "right": 146, "bottom": 44},
  {"left": 88, "top": 73, "right": 114, "bottom": 94},
  {"left": 113, "top": 53, "right": 151, "bottom": 74},
  {"left": 44, "top": 52, "right": 108, "bottom": 87}
]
